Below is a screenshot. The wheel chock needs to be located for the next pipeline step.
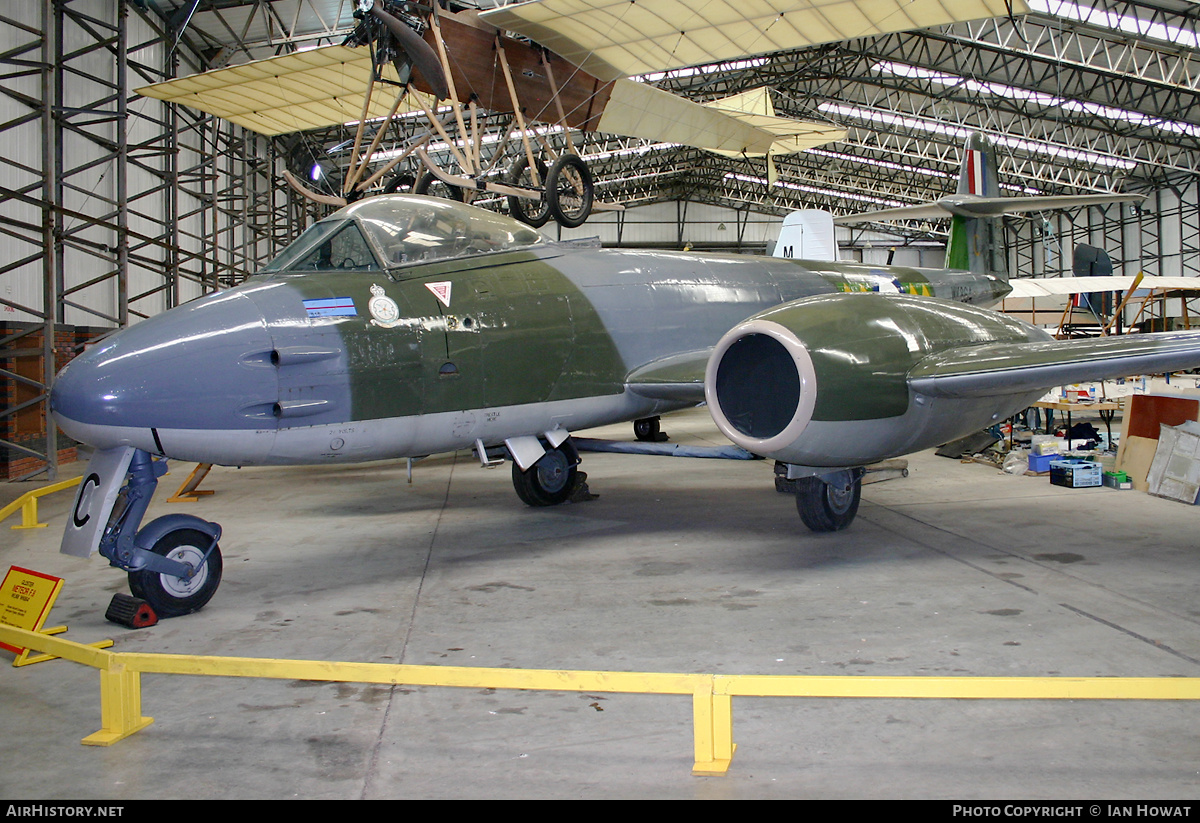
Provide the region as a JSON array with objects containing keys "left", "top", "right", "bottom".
[{"left": 105, "top": 594, "right": 158, "bottom": 629}]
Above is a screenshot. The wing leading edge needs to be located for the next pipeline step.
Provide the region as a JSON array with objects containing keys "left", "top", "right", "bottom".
[
  {"left": 909, "top": 331, "right": 1200, "bottom": 399},
  {"left": 625, "top": 349, "right": 712, "bottom": 402}
]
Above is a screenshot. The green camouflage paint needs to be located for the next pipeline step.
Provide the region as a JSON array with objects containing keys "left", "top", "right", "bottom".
[
  {"left": 268, "top": 249, "right": 627, "bottom": 421},
  {"left": 753, "top": 294, "right": 1041, "bottom": 421}
]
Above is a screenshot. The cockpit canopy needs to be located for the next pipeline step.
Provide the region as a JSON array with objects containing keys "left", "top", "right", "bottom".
[{"left": 260, "top": 194, "right": 546, "bottom": 275}]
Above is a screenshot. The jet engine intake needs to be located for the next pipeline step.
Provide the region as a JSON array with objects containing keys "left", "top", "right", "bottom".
[{"left": 704, "top": 292, "right": 1051, "bottom": 467}]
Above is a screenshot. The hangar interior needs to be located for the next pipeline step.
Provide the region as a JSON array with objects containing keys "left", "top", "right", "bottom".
[{"left": 4, "top": 0, "right": 1200, "bottom": 800}]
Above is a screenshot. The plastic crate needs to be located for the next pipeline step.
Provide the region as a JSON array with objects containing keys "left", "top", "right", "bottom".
[
  {"left": 1028, "top": 452, "right": 1058, "bottom": 473},
  {"left": 1049, "top": 458, "right": 1102, "bottom": 488}
]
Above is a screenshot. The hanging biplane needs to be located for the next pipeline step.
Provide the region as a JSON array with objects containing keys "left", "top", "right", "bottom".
[{"left": 137, "top": 0, "right": 1027, "bottom": 227}]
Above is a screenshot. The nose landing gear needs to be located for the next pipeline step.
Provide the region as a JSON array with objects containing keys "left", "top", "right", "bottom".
[{"left": 67, "top": 447, "right": 224, "bottom": 618}]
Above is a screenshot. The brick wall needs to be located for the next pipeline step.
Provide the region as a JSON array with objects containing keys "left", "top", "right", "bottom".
[{"left": 2, "top": 323, "right": 107, "bottom": 479}]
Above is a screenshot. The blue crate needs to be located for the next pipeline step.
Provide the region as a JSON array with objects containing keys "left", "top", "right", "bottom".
[{"left": 1028, "top": 452, "right": 1058, "bottom": 473}]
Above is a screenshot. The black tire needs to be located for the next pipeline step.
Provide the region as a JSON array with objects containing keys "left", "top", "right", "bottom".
[
  {"left": 413, "top": 171, "right": 464, "bottom": 201},
  {"left": 633, "top": 416, "right": 660, "bottom": 442},
  {"left": 545, "top": 154, "right": 594, "bottom": 228},
  {"left": 512, "top": 447, "right": 578, "bottom": 506},
  {"left": 382, "top": 172, "right": 416, "bottom": 194},
  {"left": 127, "top": 528, "right": 222, "bottom": 617},
  {"left": 794, "top": 472, "right": 861, "bottom": 532},
  {"left": 506, "top": 155, "right": 551, "bottom": 228}
]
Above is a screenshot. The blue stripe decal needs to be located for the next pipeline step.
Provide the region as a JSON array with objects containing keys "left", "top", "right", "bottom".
[{"left": 304, "top": 297, "right": 357, "bottom": 317}]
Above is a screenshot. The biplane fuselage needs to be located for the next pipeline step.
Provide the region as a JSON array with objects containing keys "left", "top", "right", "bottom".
[{"left": 420, "top": 10, "right": 614, "bottom": 132}]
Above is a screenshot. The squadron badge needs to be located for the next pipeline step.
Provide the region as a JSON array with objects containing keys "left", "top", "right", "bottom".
[{"left": 368, "top": 283, "right": 402, "bottom": 328}]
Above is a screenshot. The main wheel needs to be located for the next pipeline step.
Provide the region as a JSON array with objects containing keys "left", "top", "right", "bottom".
[
  {"left": 794, "top": 471, "right": 861, "bottom": 532},
  {"left": 506, "top": 155, "right": 551, "bottom": 227},
  {"left": 512, "top": 447, "right": 578, "bottom": 506},
  {"left": 414, "top": 171, "right": 464, "bottom": 201},
  {"left": 633, "top": 416, "right": 661, "bottom": 442},
  {"left": 128, "top": 528, "right": 223, "bottom": 617},
  {"left": 545, "top": 154, "right": 594, "bottom": 228}
]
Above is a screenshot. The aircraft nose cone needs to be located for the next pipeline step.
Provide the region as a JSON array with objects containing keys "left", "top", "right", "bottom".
[{"left": 51, "top": 289, "right": 277, "bottom": 450}]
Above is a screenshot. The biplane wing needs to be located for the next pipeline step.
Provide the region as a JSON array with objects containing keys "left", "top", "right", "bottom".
[
  {"left": 479, "top": 0, "right": 1029, "bottom": 82},
  {"left": 137, "top": 43, "right": 841, "bottom": 155},
  {"left": 136, "top": 46, "right": 439, "bottom": 137},
  {"left": 597, "top": 79, "right": 843, "bottom": 155},
  {"left": 1004, "top": 276, "right": 1200, "bottom": 300},
  {"left": 136, "top": 0, "right": 1028, "bottom": 151}
]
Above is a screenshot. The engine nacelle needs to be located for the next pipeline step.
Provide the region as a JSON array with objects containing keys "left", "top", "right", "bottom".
[{"left": 704, "top": 292, "right": 1052, "bottom": 467}]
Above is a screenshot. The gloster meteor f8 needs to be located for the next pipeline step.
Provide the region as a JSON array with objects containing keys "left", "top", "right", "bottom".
[{"left": 53, "top": 189, "right": 1200, "bottom": 617}]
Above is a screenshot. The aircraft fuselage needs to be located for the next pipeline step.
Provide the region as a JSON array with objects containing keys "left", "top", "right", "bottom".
[{"left": 51, "top": 196, "right": 1009, "bottom": 469}]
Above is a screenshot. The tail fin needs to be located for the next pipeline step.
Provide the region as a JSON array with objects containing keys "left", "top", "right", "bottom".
[
  {"left": 956, "top": 132, "right": 1001, "bottom": 198},
  {"left": 945, "top": 133, "right": 1007, "bottom": 281}
]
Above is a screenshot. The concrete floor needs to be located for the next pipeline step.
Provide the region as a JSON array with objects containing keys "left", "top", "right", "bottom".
[{"left": 2, "top": 407, "right": 1200, "bottom": 799}]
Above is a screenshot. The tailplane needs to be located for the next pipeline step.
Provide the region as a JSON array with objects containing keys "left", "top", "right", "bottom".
[{"left": 834, "top": 132, "right": 1146, "bottom": 283}]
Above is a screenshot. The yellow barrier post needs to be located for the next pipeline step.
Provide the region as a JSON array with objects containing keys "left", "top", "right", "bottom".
[
  {"left": 7, "top": 622, "right": 1200, "bottom": 772},
  {"left": 691, "top": 677, "right": 735, "bottom": 776},
  {"left": 86, "top": 660, "right": 153, "bottom": 746},
  {"left": 1, "top": 476, "right": 82, "bottom": 530}
]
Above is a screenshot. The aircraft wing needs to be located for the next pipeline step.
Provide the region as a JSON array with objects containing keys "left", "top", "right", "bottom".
[
  {"left": 1004, "top": 276, "right": 1200, "bottom": 299},
  {"left": 138, "top": 45, "right": 842, "bottom": 154},
  {"left": 481, "top": 0, "right": 1028, "bottom": 82},
  {"left": 625, "top": 350, "right": 712, "bottom": 402},
  {"left": 598, "top": 79, "right": 843, "bottom": 155},
  {"left": 136, "top": 45, "right": 438, "bottom": 136},
  {"left": 834, "top": 193, "right": 1147, "bottom": 224},
  {"left": 909, "top": 331, "right": 1200, "bottom": 399}
]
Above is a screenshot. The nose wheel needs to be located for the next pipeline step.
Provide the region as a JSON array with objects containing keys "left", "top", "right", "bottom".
[{"left": 127, "top": 527, "right": 223, "bottom": 617}]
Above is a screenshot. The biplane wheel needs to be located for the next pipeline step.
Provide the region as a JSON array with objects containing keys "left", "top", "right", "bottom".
[
  {"left": 382, "top": 173, "right": 416, "bottom": 194},
  {"left": 127, "top": 527, "right": 223, "bottom": 617},
  {"left": 793, "top": 471, "right": 861, "bottom": 533},
  {"left": 414, "top": 171, "right": 464, "bottom": 202},
  {"left": 506, "top": 156, "right": 551, "bottom": 228},
  {"left": 512, "top": 446, "right": 578, "bottom": 507},
  {"left": 545, "top": 154, "right": 594, "bottom": 229}
]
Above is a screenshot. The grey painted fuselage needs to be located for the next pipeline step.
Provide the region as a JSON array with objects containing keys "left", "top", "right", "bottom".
[{"left": 50, "top": 196, "right": 1010, "bottom": 468}]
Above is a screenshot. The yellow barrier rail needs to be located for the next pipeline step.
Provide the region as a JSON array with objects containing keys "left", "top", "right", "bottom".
[
  {"left": 0, "top": 476, "right": 81, "bottom": 530},
  {"left": 4, "top": 623, "right": 1200, "bottom": 775}
]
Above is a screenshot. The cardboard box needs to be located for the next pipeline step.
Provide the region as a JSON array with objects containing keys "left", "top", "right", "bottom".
[
  {"left": 1032, "top": 440, "right": 1062, "bottom": 456},
  {"left": 1049, "top": 458, "right": 1103, "bottom": 488}
]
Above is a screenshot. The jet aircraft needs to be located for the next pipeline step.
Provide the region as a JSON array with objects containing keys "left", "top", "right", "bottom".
[{"left": 51, "top": 136, "right": 1200, "bottom": 618}]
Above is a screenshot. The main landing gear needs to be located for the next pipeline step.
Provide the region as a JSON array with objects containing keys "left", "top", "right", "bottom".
[
  {"left": 510, "top": 438, "right": 593, "bottom": 506},
  {"left": 633, "top": 415, "right": 669, "bottom": 443},
  {"left": 776, "top": 465, "right": 864, "bottom": 532}
]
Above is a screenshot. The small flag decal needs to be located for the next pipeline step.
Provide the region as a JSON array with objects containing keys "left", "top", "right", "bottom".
[{"left": 303, "top": 297, "right": 357, "bottom": 318}]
